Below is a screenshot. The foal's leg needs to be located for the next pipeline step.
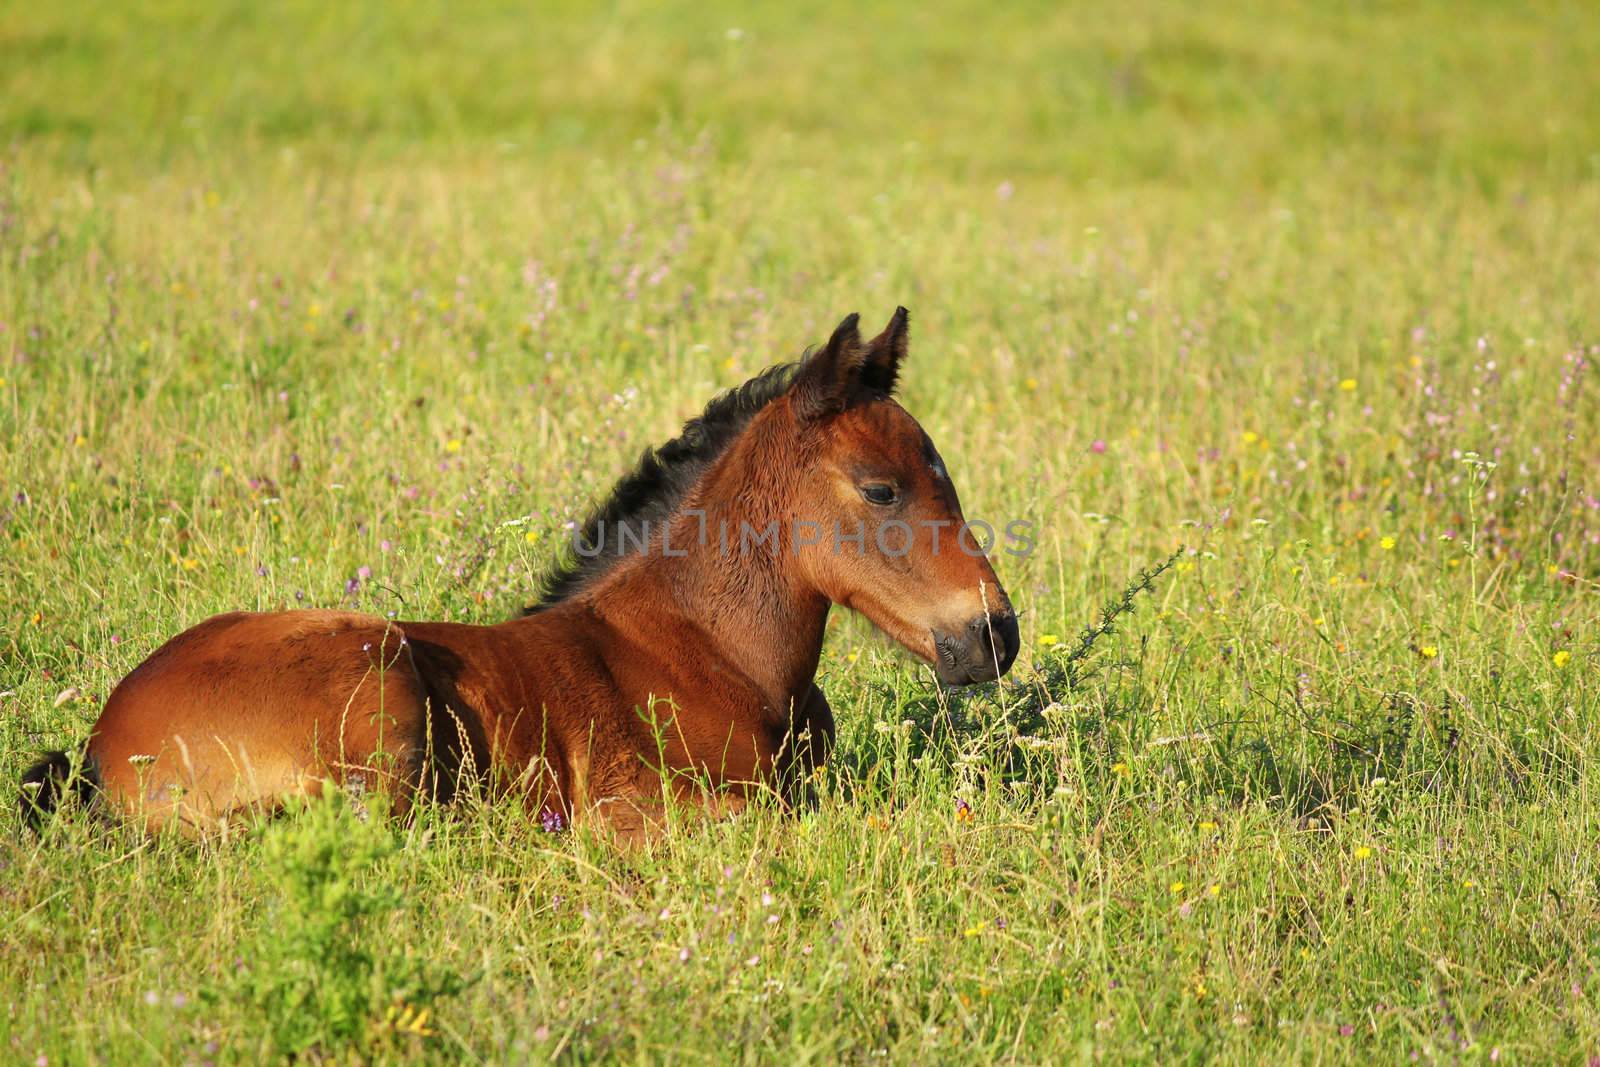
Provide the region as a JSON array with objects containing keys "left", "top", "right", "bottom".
[
  {"left": 582, "top": 768, "right": 754, "bottom": 847},
  {"left": 581, "top": 687, "right": 835, "bottom": 844},
  {"left": 776, "top": 683, "right": 836, "bottom": 806}
]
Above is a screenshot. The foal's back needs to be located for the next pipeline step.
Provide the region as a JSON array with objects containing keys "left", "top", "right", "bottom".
[{"left": 87, "top": 610, "right": 437, "bottom": 833}]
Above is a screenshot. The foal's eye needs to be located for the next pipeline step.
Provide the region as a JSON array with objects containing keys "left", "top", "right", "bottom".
[{"left": 860, "top": 483, "right": 900, "bottom": 506}]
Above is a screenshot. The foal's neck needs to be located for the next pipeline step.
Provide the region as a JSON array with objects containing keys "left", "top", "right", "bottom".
[{"left": 598, "top": 414, "right": 829, "bottom": 715}]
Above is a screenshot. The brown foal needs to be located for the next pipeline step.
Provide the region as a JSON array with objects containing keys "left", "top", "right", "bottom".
[{"left": 21, "top": 309, "right": 1019, "bottom": 841}]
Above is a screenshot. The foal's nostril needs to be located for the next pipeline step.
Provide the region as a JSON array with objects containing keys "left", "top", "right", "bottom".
[
  {"left": 991, "top": 611, "right": 1020, "bottom": 673},
  {"left": 969, "top": 610, "right": 1020, "bottom": 675}
]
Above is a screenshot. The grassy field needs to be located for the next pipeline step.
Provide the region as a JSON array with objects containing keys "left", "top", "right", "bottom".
[{"left": 3, "top": 0, "right": 1599, "bottom": 1062}]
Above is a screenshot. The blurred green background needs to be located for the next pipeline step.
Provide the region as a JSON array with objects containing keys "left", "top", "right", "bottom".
[{"left": 7, "top": 0, "right": 1599, "bottom": 187}]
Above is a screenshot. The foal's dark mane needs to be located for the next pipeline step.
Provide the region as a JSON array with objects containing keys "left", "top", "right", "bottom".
[{"left": 523, "top": 358, "right": 804, "bottom": 613}]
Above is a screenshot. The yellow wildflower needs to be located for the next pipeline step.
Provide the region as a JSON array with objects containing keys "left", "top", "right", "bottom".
[{"left": 1552, "top": 650, "right": 1571, "bottom": 668}]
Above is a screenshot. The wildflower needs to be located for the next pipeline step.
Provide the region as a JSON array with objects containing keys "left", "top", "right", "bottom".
[
  {"left": 540, "top": 808, "right": 566, "bottom": 833},
  {"left": 1038, "top": 633, "right": 1060, "bottom": 647},
  {"left": 1090, "top": 439, "right": 1108, "bottom": 454},
  {"left": 1420, "top": 645, "right": 1439, "bottom": 659},
  {"left": 1339, "top": 378, "right": 1357, "bottom": 392},
  {"left": 1208, "top": 885, "right": 1220, "bottom": 897},
  {"left": 955, "top": 797, "right": 973, "bottom": 823},
  {"left": 1112, "top": 762, "right": 1130, "bottom": 777},
  {"left": 1198, "top": 820, "right": 1217, "bottom": 832},
  {"left": 963, "top": 925, "right": 984, "bottom": 938},
  {"left": 1170, "top": 881, "right": 1185, "bottom": 895},
  {"left": 1553, "top": 650, "right": 1571, "bottom": 668},
  {"left": 445, "top": 438, "right": 463, "bottom": 454},
  {"left": 1380, "top": 536, "right": 1396, "bottom": 550},
  {"left": 1354, "top": 846, "right": 1372, "bottom": 860}
]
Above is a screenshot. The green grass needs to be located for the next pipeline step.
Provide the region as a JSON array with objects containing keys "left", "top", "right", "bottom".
[{"left": 3, "top": 0, "right": 1599, "bottom": 1061}]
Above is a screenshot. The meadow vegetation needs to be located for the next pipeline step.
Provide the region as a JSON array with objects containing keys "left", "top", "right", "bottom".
[{"left": 2, "top": 1, "right": 1598, "bottom": 1061}]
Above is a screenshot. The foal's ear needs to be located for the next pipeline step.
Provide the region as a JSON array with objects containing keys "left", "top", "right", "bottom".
[
  {"left": 792, "top": 312, "right": 866, "bottom": 420},
  {"left": 861, "top": 306, "right": 909, "bottom": 394}
]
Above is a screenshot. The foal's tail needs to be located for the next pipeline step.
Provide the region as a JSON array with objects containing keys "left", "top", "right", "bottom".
[{"left": 19, "top": 748, "right": 99, "bottom": 831}]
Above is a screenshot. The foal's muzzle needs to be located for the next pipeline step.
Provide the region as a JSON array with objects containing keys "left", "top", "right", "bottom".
[{"left": 932, "top": 610, "right": 1019, "bottom": 685}]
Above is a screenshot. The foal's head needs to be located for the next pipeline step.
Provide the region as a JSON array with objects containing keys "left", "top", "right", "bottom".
[{"left": 776, "top": 309, "right": 1019, "bottom": 685}]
